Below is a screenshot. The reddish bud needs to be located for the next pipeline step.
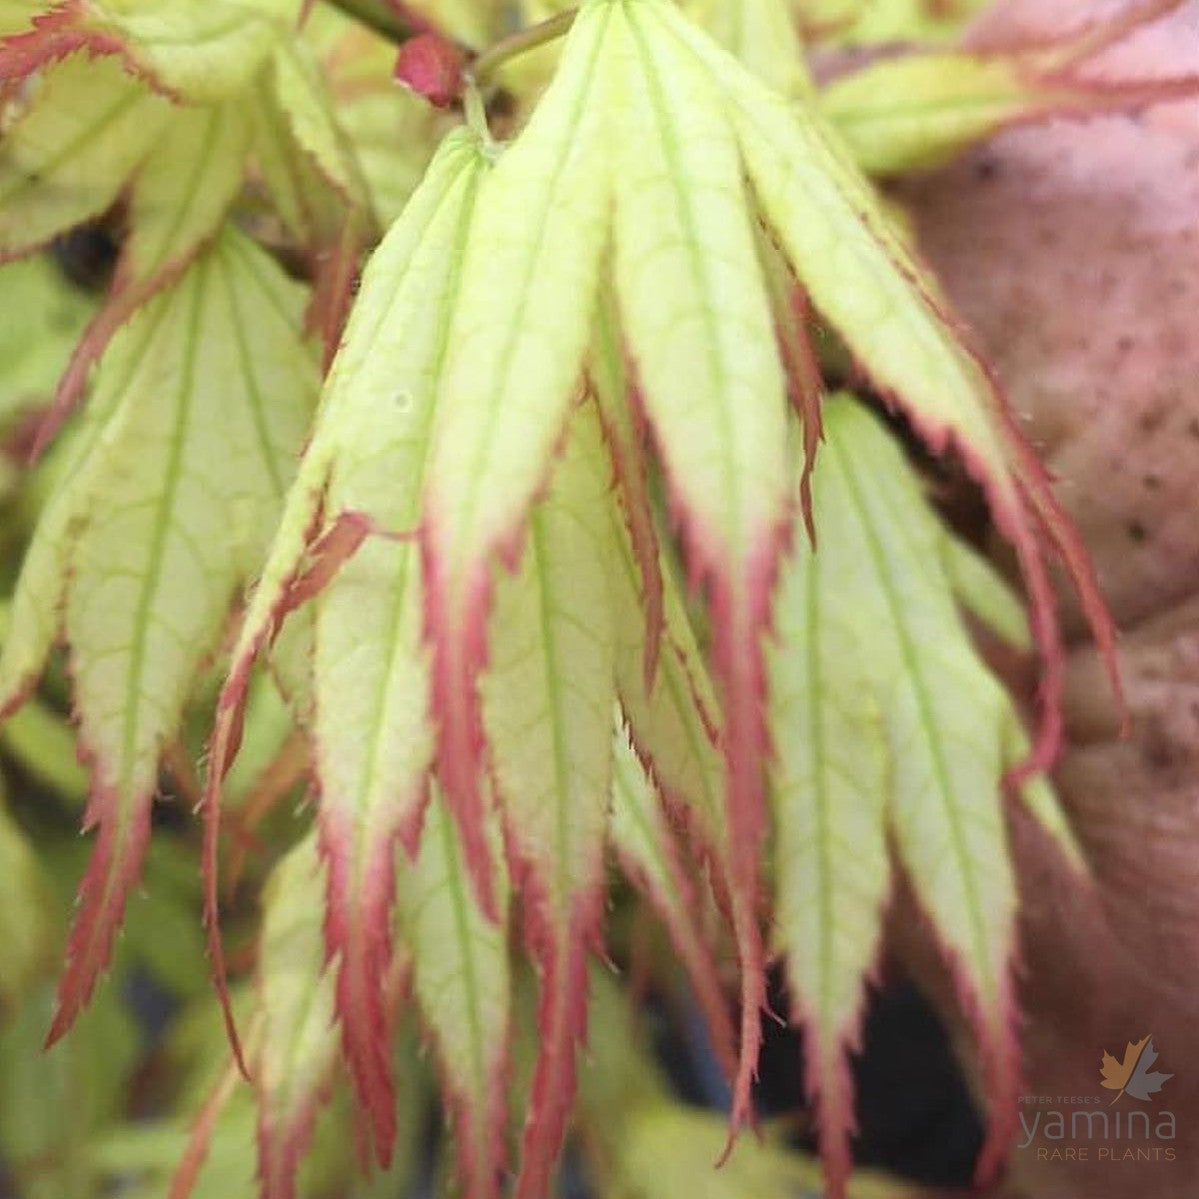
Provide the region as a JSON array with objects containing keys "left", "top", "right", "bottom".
[{"left": 394, "top": 34, "right": 465, "bottom": 109}]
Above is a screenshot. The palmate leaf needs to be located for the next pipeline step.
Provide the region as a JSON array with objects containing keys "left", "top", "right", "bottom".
[
  {"left": 203, "top": 128, "right": 485, "bottom": 1159},
  {"left": 658, "top": 0, "right": 1119, "bottom": 771},
  {"left": 606, "top": 0, "right": 791, "bottom": 1129},
  {"left": 398, "top": 789, "right": 510, "bottom": 1199},
  {"left": 256, "top": 834, "right": 338, "bottom": 1199},
  {"left": 0, "top": 228, "right": 316, "bottom": 1044},
  {"left": 480, "top": 402, "right": 616, "bottom": 1199},
  {"left": 770, "top": 395, "right": 1081, "bottom": 1192}
]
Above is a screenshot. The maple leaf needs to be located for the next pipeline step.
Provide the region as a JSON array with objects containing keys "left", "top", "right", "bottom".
[
  {"left": 770, "top": 394, "right": 1082, "bottom": 1196},
  {"left": 1102, "top": 1035, "right": 1174, "bottom": 1103},
  {"left": 0, "top": 229, "right": 317, "bottom": 1044},
  {"left": 201, "top": 126, "right": 485, "bottom": 1163},
  {"left": 2, "top": 2, "right": 1147, "bottom": 1197}
]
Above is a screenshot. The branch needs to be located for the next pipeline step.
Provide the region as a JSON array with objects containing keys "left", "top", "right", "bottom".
[{"left": 322, "top": 0, "right": 414, "bottom": 45}]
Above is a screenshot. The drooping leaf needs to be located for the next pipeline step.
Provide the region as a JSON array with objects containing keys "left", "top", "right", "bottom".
[
  {"left": 659, "top": 0, "right": 1120, "bottom": 772},
  {"left": 605, "top": 480, "right": 765, "bottom": 1112},
  {"left": 256, "top": 834, "right": 339, "bottom": 1199},
  {"left": 310, "top": 15, "right": 443, "bottom": 225},
  {"left": 607, "top": 0, "right": 791, "bottom": 1131},
  {"left": 771, "top": 395, "right": 1038, "bottom": 1186},
  {"left": 609, "top": 726, "right": 739, "bottom": 1087},
  {"left": 398, "top": 788, "right": 510, "bottom": 1199},
  {"left": 0, "top": 978, "right": 139, "bottom": 1199},
  {"left": 767, "top": 420, "right": 890, "bottom": 1199},
  {"left": 588, "top": 285, "right": 662, "bottom": 689},
  {"left": 202, "top": 127, "right": 485, "bottom": 1147},
  {"left": 420, "top": 0, "right": 614, "bottom": 914},
  {"left": 479, "top": 402, "right": 616, "bottom": 1199},
  {"left": 0, "top": 337, "right": 133, "bottom": 714},
  {"left": 3, "top": 228, "right": 316, "bottom": 1044},
  {"left": 608, "top": 500, "right": 725, "bottom": 864}
]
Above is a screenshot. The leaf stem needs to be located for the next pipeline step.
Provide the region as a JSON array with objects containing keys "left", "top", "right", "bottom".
[
  {"left": 469, "top": 9, "right": 577, "bottom": 87},
  {"left": 322, "top": 0, "right": 413, "bottom": 45}
]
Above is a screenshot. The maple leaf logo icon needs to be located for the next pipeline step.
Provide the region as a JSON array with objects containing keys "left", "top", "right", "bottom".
[{"left": 1100, "top": 1036, "right": 1173, "bottom": 1104}]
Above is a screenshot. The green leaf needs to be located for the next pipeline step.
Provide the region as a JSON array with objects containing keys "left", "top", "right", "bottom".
[
  {"left": 0, "top": 307, "right": 148, "bottom": 715},
  {"left": 125, "top": 101, "right": 252, "bottom": 282},
  {"left": 268, "top": 36, "right": 373, "bottom": 217},
  {"left": 8, "top": 228, "right": 316, "bottom": 1043},
  {"left": 398, "top": 789, "right": 510, "bottom": 1199},
  {"left": 0, "top": 55, "right": 170, "bottom": 260},
  {"left": 43, "top": 97, "right": 255, "bottom": 438},
  {"left": 0, "top": 1, "right": 38, "bottom": 36},
  {"left": 420, "top": 0, "right": 614, "bottom": 888},
  {"left": 257, "top": 833, "right": 340, "bottom": 1199},
  {"left": 0, "top": 788, "right": 54, "bottom": 1011},
  {"left": 308, "top": 126, "right": 482, "bottom": 1161},
  {"left": 610, "top": 726, "right": 739, "bottom": 1085},
  {"left": 686, "top": 0, "right": 813, "bottom": 97},
  {"left": 607, "top": 0, "right": 793, "bottom": 1132},
  {"left": 202, "top": 126, "right": 484, "bottom": 1153},
  {"left": 767, "top": 420, "right": 890, "bottom": 1197},
  {"left": 0, "top": 980, "right": 139, "bottom": 1199},
  {"left": 661, "top": 0, "right": 1119, "bottom": 770},
  {"left": 80, "top": 0, "right": 304, "bottom": 103},
  {"left": 310, "top": 16, "right": 442, "bottom": 225},
  {"left": 0, "top": 697, "right": 89, "bottom": 804},
  {"left": 771, "top": 395, "right": 1029, "bottom": 1186},
  {"left": 607, "top": 497, "right": 726, "bottom": 870},
  {"left": 796, "top": 0, "right": 987, "bottom": 45},
  {"left": 821, "top": 50, "right": 1199, "bottom": 176},
  {"left": 0, "top": 254, "right": 95, "bottom": 425},
  {"left": 480, "top": 402, "right": 616, "bottom": 1199}
]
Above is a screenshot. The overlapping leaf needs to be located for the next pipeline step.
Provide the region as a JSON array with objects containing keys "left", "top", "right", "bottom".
[
  {"left": 769, "top": 395, "right": 1081, "bottom": 1193},
  {"left": 0, "top": 0, "right": 371, "bottom": 423},
  {"left": 419, "top": 1, "right": 613, "bottom": 904},
  {"left": 480, "top": 402, "right": 616, "bottom": 1199},
  {"left": 203, "top": 127, "right": 485, "bottom": 1161},
  {"left": 609, "top": 727, "right": 739, "bottom": 1086},
  {"left": 256, "top": 834, "right": 339, "bottom": 1199},
  {"left": 398, "top": 789, "right": 510, "bottom": 1199},
  {"left": 0, "top": 3, "right": 1134, "bottom": 1197},
  {"left": 658, "top": 0, "right": 1119, "bottom": 774},
  {"left": 0, "top": 228, "right": 316, "bottom": 1043},
  {"left": 0, "top": 55, "right": 171, "bottom": 260}
]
